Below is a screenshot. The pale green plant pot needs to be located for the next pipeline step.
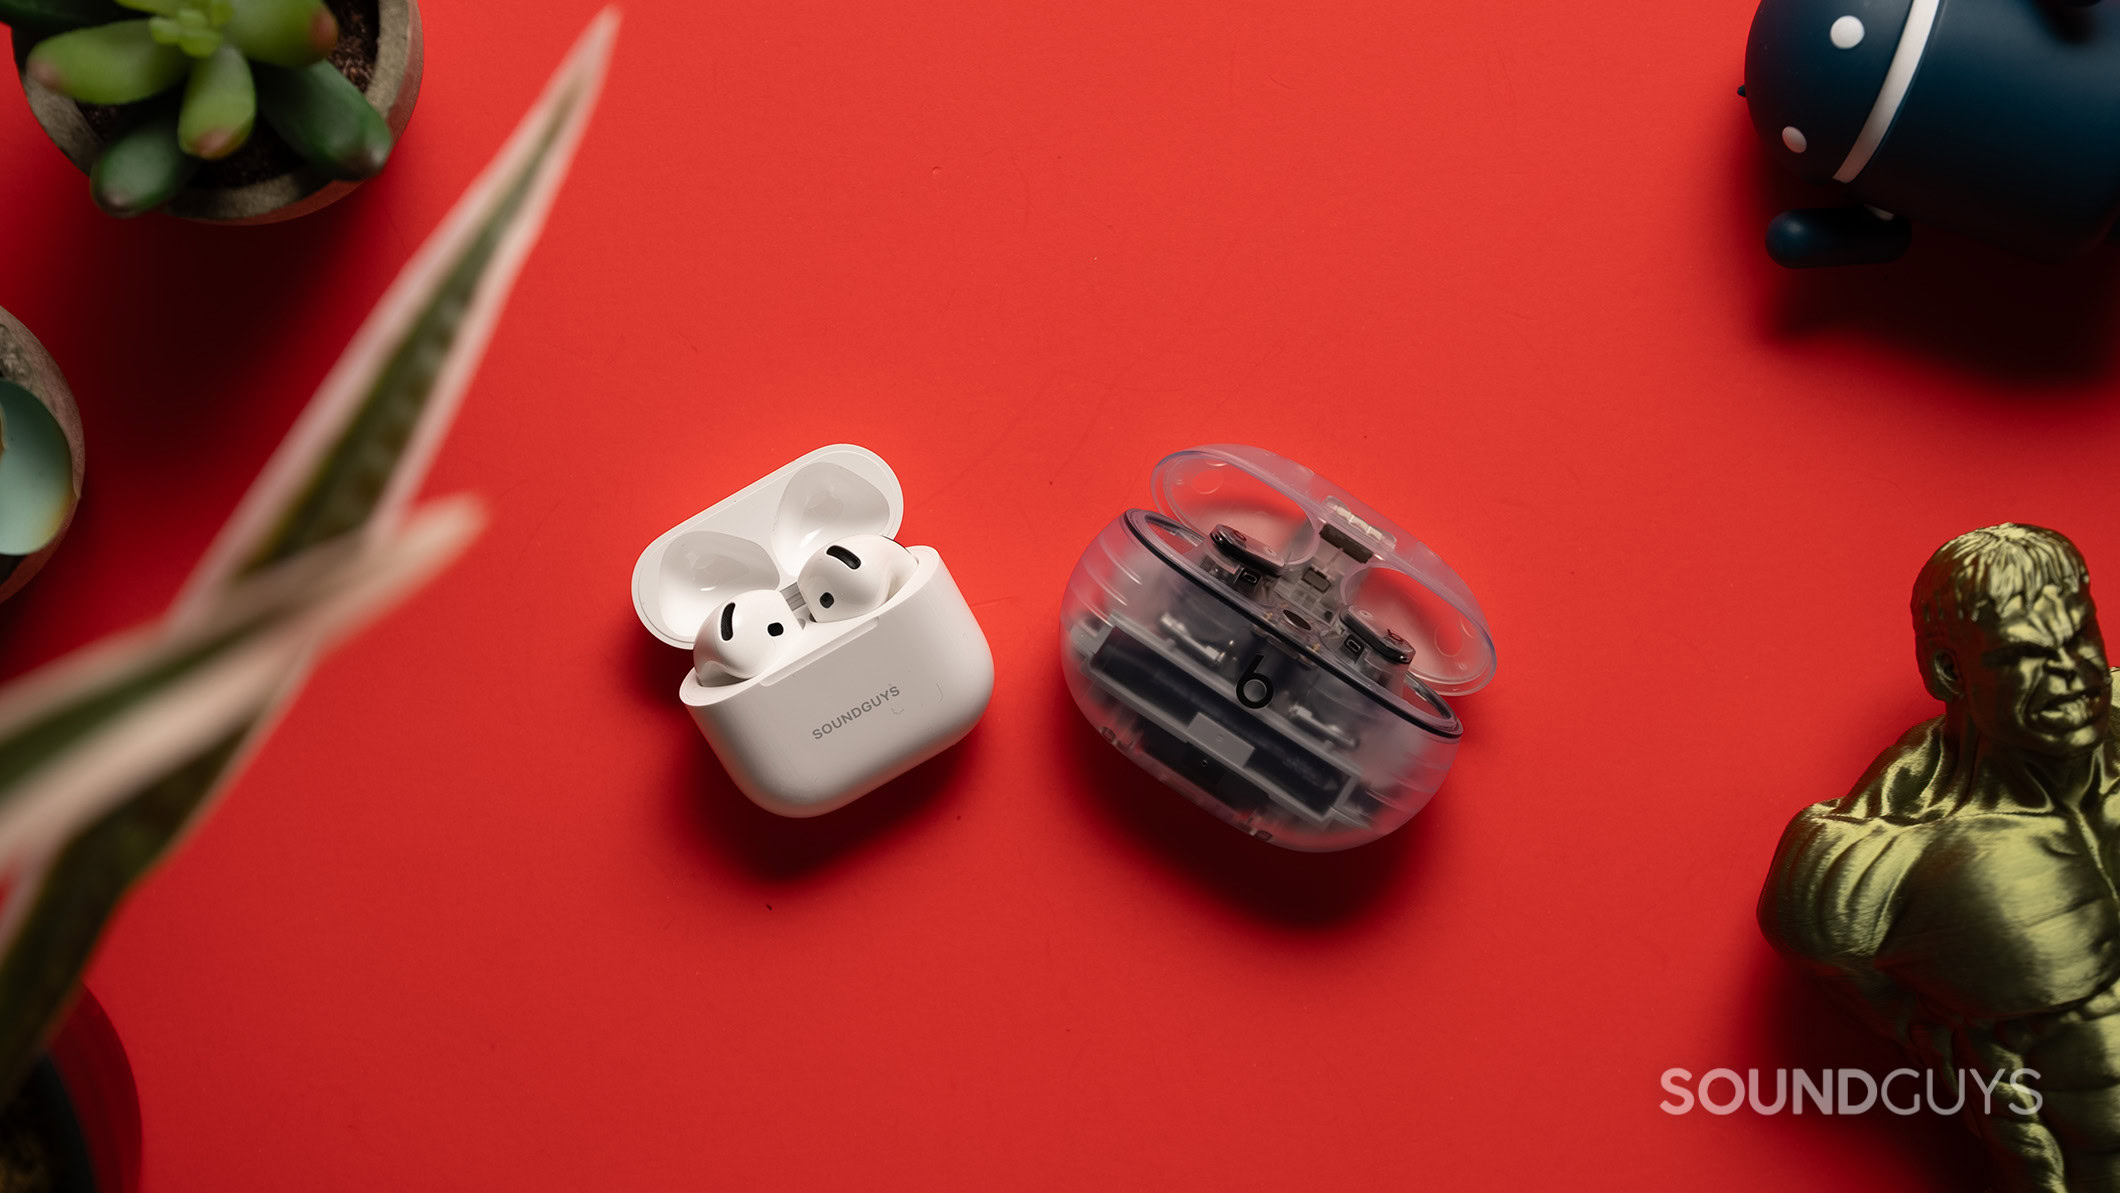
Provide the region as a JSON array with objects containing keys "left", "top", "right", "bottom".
[
  {"left": 0, "top": 307, "right": 82, "bottom": 607},
  {"left": 12, "top": 0, "right": 422, "bottom": 224}
]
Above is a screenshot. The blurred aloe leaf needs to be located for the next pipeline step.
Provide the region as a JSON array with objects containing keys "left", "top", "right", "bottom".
[
  {"left": 0, "top": 501, "right": 479, "bottom": 1084},
  {"left": 0, "top": 9, "right": 617, "bottom": 1095},
  {"left": 181, "top": 6, "right": 617, "bottom": 608}
]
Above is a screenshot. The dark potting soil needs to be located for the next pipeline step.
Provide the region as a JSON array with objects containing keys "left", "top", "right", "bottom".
[
  {"left": 0, "top": 1087, "right": 54, "bottom": 1191},
  {"left": 73, "top": 0, "right": 383, "bottom": 190},
  {"left": 0, "top": 1063, "right": 84, "bottom": 1193},
  {"left": 0, "top": 1102, "right": 54, "bottom": 1192}
]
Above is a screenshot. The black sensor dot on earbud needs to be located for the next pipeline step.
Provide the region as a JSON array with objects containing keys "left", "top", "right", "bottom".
[
  {"left": 768, "top": 623, "right": 784, "bottom": 637},
  {"left": 819, "top": 592, "right": 835, "bottom": 609},
  {"left": 720, "top": 603, "right": 736, "bottom": 641},
  {"left": 826, "top": 545, "right": 862, "bottom": 569}
]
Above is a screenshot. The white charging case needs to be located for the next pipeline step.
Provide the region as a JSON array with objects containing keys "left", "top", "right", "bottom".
[{"left": 631, "top": 444, "right": 995, "bottom": 817}]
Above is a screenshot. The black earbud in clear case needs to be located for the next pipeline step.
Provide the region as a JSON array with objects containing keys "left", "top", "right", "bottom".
[{"left": 1059, "top": 446, "right": 1496, "bottom": 851}]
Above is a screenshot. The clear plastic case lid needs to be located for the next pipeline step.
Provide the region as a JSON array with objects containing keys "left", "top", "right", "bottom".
[{"left": 1148, "top": 445, "right": 1496, "bottom": 695}]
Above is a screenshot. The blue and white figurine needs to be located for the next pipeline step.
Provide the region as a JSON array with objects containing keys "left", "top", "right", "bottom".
[{"left": 1743, "top": 0, "right": 2120, "bottom": 266}]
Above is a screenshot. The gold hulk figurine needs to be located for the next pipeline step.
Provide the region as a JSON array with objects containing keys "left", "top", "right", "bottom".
[{"left": 1762, "top": 524, "right": 2120, "bottom": 1192}]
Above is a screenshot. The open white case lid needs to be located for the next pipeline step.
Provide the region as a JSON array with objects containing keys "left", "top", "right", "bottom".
[{"left": 632, "top": 444, "right": 905, "bottom": 648}]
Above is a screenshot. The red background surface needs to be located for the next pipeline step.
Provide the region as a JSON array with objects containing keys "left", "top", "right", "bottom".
[{"left": 5, "top": 0, "right": 2119, "bottom": 1188}]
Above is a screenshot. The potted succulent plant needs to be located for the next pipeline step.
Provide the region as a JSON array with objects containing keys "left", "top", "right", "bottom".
[
  {"left": 0, "top": 307, "right": 82, "bottom": 607},
  {"left": 3, "top": 0, "right": 422, "bottom": 220},
  {"left": 0, "top": 14, "right": 614, "bottom": 1189}
]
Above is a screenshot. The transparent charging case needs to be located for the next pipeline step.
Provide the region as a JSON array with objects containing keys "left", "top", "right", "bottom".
[{"left": 1059, "top": 445, "right": 1496, "bottom": 851}]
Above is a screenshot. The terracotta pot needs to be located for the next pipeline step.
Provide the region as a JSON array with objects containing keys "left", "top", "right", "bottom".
[
  {"left": 13, "top": 0, "right": 422, "bottom": 224},
  {"left": 0, "top": 307, "right": 82, "bottom": 607}
]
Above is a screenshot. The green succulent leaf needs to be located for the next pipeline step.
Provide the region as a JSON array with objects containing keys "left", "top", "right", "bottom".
[
  {"left": 222, "top": 0, "right": 332, "bottom": 68},
  {"left": 114, "top": 0, "right": 180, "bottom": 15},
  {"left": 0, "top": 383, "right": 75, "bottom": 557},
  {"left": 24, "top": 19, "right": 187, "bottom": 103},
  {"left": 254, "top": 60, "right": 388, "bottom": 180},
  {"left": 177, "top": 41, "right": 252, "bottom": 158},
  {"left": 90, "top": 103, "right": 200, "bottom": 216},
  {"left": 0, "top": 0, "right": 128, "bottom": 33},
  {"left": 148, "top": 9, "right": 221, "bottom": 57}
]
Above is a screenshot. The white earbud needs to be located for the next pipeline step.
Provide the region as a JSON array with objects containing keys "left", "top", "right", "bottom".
[
  {"left": 796, "top": 534, "right": 917, "bottom": 622},
  {"left": 693, "top": 589, "right": 804, "bottom": 680}
]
